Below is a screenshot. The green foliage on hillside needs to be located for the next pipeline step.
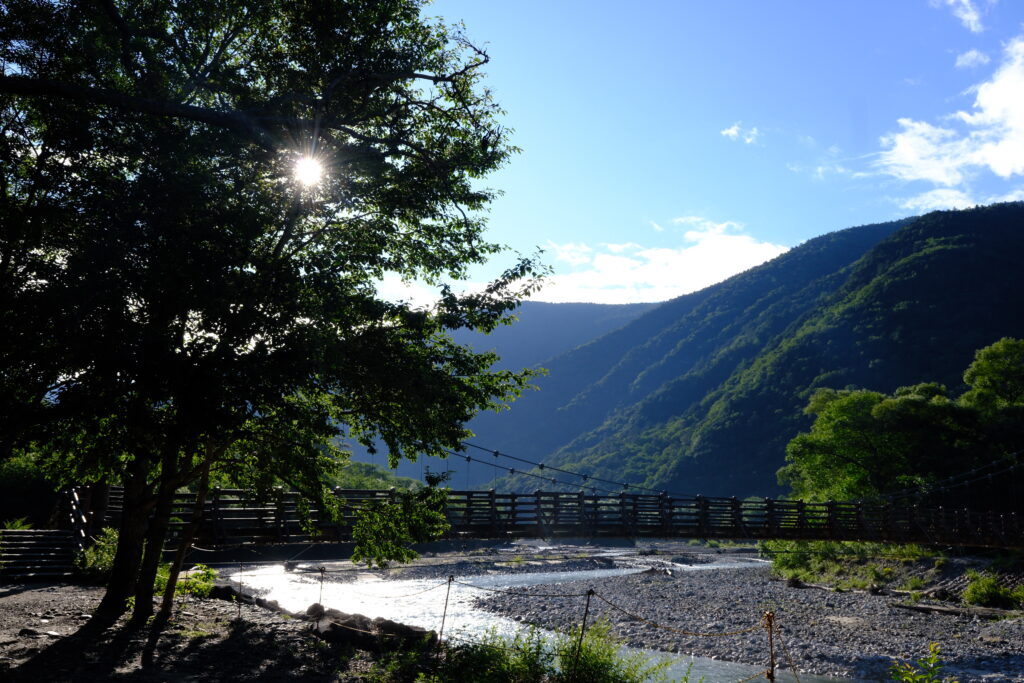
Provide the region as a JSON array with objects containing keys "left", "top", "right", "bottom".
[
  {"left": 328, "top": 461, "right": 420, "bottom": 490},
  {"left": 487, "top": 203, "right": 1024, "bottom": 498},
  {"left": 484, "top": 216, "right": 908, "bottom": 492}
]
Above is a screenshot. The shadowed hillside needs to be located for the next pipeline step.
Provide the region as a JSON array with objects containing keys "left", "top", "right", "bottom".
[{"left": 480, "top": 203, "right": 1024, "bottom": 497}]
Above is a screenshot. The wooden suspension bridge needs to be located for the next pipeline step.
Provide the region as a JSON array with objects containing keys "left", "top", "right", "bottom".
[{"left": 72, "top": 486, "right": 1024, "bottom": 550}]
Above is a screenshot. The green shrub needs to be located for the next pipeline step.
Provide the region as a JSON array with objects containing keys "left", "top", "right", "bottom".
[
  {"left": 429, "top": 627, "right": 549, "bottom": 683},
  {"left": 552, "top": 618, "right": 669, "bottom": 683},
  {"left": 74, "top": 527, "right": 119, "bottom": 581},
  {"left": 0, "top": 452, "right": 57, "bottom": 527},
  {"left": 961, "top": 570, "right": 1024, "bottom": 609},
  {"left": 2, "top": 517, "right": 31, "bottom": 530},
  {"left": 413, "top": 619, "right": 675, "bottom": 683},
  {"left": 178, "top": 564, "right": 218, "bottom": 599},
  {"left": 890, "top": 642, "right": 958, "bottom": 682},
  {"left": 154, "top": 563, "right": 171, "bottom": 596}
]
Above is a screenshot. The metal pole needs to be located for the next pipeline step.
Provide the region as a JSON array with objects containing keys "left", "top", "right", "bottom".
[
  {"left": 237, "top": 562, "right": 242, "bottom": 620},
  {"left": 572, "top": 589, "right": 595, "bottom": 681},
  {"left": 438, "top": 576, "right": 454, "bottom": 646}
]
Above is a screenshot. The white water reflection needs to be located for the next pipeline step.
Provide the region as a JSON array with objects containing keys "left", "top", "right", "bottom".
[{"left": 231, "top": 563, "right": 845, "bottom": 682}]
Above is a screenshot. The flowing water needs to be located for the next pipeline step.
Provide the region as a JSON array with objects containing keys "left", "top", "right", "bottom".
[{"left": 231, "top": 561, "right": 848, "bottom": 682}]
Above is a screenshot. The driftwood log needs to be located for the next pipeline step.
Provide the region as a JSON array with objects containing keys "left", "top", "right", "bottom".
[{"left": 889, "top": 601, "right": 1021, "bottom": 620}]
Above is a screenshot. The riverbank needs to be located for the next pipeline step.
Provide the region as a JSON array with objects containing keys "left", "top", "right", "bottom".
[
  {"left": 475, "top": 560, "right": 1024, "bottom": 681},
  {"left": 0, "top": 583, "right": 369, "bottom": 681},
  {"left": 3, "top": 543, "right": 1023, "bottom": 681}
]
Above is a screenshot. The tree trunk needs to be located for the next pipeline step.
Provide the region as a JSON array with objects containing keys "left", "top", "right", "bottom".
[
  {"left": 130, "top": 456, "right": 179, "bottom": 625},
  {"left": 92, "top": 459, "right": 151, "bottom": 625},
  {"left": 142, "top": 457, "right": 212, "bottom": 668}
]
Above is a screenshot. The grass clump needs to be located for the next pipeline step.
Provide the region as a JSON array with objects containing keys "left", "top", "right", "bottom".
[
  {"left": 961, "top": 570, "right": 1024, "bottom": 609},
  {"left": 375, "top": 619, "right": 676, "bottom": 683},
  {"left": 428, "top": 627, "right": 549, "bottom": 682},
  {"left": 889, "top": 642, "right": 958, "bottom": 682},
  {"left": 552, "top": 618, "right": 670, "bottom": 682},
  {"left": 901, "top": 576, "right": 927, "bottom": 591},
  {"left": 760, "top": 540, "right": 932, "bottom": 588}
]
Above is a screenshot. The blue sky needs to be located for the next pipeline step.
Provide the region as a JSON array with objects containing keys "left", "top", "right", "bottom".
[{"left": 384, "top": 0, "right": 1024, "bottom": 305}]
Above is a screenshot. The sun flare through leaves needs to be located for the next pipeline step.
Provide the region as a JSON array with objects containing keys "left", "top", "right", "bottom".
[{"left": 294, "top": 156, "right": 324, "bottom": 187}]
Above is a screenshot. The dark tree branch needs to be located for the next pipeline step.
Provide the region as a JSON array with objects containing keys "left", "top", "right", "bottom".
[{"left": 0, "top": 74, "right": 277, "bottom": 149}]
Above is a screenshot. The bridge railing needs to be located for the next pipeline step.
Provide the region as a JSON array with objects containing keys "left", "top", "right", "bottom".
[{"left": 104, "top": 486, "right": 1022, "bottom": 549}]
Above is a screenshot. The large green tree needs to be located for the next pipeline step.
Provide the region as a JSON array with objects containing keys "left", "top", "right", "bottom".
[
  {"left": 778, "top": 338, "right": 1024, "bottom": 504},
  {"left": 0, "top": 0, "right": 540, "bottom": 626}
]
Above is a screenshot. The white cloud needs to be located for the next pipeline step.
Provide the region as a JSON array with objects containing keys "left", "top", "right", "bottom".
[
  {"left": 993, "top": 187, "right": 1024, "bottom": 202},
  {"left": 931, "top": 0, "right": 987, "bottom": 33},
  {"left": 956, "top": 49, "right": 990, "bottom": 68},
  {"left": 956, "top": 38, "right": 1024, "bottom": 178},
  {"left": 721, "top": 122, "right": 760, "bottom": 144},
  {"left": 649, "top": 220, "right": 665, "bottom": 232},
  {"left": 877, "top": 118, "right": 972, "bottom": 185},
  {"left": 375, "top": 273, "right": 439, "bottom": 309},
  {"left": 603, "top": 242, "right": 642, "bottom": 253},
  {"left": 876, "top": 36, "right": 1024, "bottom": 189},
  {"left": 535, "top": 218, "right": 788, "bottom": 304},
  {"left": 545, "top": 241, "right": 593, "bottom": 266},
  {"left": 900, "top": 188, "right": 977, "bottom": 211}
]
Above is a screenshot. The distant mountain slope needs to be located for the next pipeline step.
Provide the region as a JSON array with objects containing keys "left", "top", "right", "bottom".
[
  {"left": 468, "top": 215, "right": 907, "bottom": 485},
  {"left": 449, "top": 301, "right": 657, "bottom": 371},
  {"left": 348, "top": 300, "right": 654, "bottom": 481},
  {"left": 485, "top": 203, "right": 1024, "bottom": 498}
]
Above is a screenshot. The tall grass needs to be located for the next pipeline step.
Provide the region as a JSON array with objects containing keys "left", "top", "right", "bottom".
[{"left": 411, "top": 618, "right": 677, "bottom": 683}]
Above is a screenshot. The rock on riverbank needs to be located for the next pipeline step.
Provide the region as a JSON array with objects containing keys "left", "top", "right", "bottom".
[{"left": 475, "top": 564, "right": 1024, "bottom": 681}]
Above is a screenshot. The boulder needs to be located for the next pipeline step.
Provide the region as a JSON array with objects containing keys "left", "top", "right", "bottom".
[{"left": 307, "top": 603, "right": 436, "bottom": 652}]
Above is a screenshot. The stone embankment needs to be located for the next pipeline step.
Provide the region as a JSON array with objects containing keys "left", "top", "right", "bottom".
[{"left": 476, "top": 561, "right": 1024, "bottom": 681}]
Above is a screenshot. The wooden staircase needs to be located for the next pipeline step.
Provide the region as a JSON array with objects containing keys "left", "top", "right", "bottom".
[{"left": 0, "top": 529, "right": 78, "bottom": 583}]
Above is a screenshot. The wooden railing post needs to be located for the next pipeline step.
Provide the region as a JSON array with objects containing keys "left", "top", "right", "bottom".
[
  {"left": 659, "top": 492, "right": 671, "bottom": 536},
  {"left": 488, "top": 489, "right": 497, "bottom": 536},
  {"left": 273, "top": 485, "right": 285, "bottom": 541},
  {"left": 618, "top": 492, "right": 628, "bottom": 536},
  {"left": 695, "top": 495, "right": 707, "bottom": 537},
  {"left": 764, "top": 497, "right": 775, "bottom": 536},
  {"left": 211, "top": 486, "right": 222, "bottom": 547}
]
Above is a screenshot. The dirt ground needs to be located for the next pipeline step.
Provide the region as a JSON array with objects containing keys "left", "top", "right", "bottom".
[{"left": 0, "top": 583, "right": 373, "bottom": 682}]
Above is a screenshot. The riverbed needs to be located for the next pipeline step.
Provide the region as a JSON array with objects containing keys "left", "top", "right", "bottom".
[{"left": 231, "top": 553, "right": 840, "bottom": 682}]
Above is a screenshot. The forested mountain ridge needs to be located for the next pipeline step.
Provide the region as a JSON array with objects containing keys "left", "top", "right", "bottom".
[
  {"left": 469, "top": 215, "right": 907, "bottom": 484},
  {"left": 481, "top": 203, "right": 1024, "bottom": 497}
]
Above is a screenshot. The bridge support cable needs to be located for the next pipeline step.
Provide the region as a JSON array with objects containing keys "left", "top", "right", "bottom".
[{"left": 459, "top": 441, "right": 673, "bottom": 497}]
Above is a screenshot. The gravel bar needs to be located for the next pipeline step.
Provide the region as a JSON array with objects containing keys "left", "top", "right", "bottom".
[{"left": 475, "top": 563, "right": 1024, "bottom": 681}]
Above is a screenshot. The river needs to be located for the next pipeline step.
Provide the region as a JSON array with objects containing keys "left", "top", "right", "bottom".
[{"left": 230, "top": 559, "right": 851, "bottom": 682}]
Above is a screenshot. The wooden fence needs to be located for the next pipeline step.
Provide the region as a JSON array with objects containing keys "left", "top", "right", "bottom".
[{"left": 131, "top": 488, "right": 1024, "bottom": 549}]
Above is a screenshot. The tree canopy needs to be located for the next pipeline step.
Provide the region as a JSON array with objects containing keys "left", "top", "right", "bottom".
[
  {"left": 0, "top": 0, "right": 541, "bottom": 625},
  {"left": 778, "top": 338, "right": 1024, "bottom": 504}
]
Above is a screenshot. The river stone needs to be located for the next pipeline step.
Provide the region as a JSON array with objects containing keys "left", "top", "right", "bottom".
[{"left": 309, "top": 603, "right": 436, "bottom": 652}]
